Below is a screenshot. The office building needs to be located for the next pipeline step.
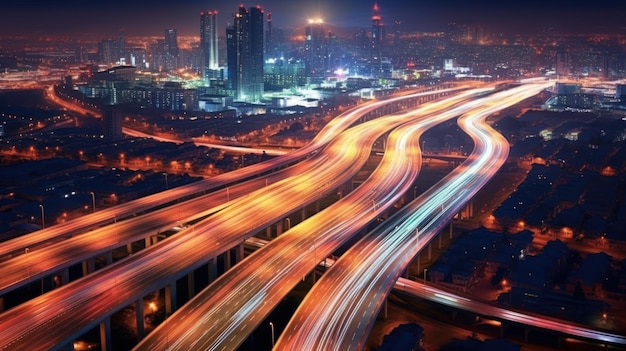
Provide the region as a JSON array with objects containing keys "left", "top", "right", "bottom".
[
  {"left": 103, "top": 105, "right": 123, "bottom": 142},
  {"left": 200, "top": 11, "right": 219, "bottom": 72},
  {"left": 226, "top": 5, "right": 264, "bottom": 102}
]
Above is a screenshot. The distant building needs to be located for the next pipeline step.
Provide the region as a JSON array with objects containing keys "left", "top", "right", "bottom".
[
  {"left": 103, "top": 105, "right": 123, "bottom": 142},
  {"left": 304, "top": 18, "right": 328, "bottom": 78},
  {"left": 226, "top": 5, "right": 265, "bottom": 102},
  {"left": 555, "top": 52, "right": 570, "bottom": 77},
  {"left": 616, "top": 84, "right": 626, "bottom": 101},
  {"left": 370, "top": 2, "right": 385, "bottom": 56},
  {"left": 200, "top": 10, "right": 219, "bottom": 79}
]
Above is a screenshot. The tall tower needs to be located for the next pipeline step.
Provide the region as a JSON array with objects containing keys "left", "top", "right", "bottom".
[
  {"left": 226, "top": 5, "right": 264, "bottom": 102},
  {"left": 164, "top": 28, "right": 179, "bottom": 70},
  {"left": 371, "top": 2, "right": 384, "bottom": 56},
  {"left": 304, "top": 19, "right": 327, "bottom": 77},
  {"left": 200, "top": 11, "right": 219, "bottom": 71}
]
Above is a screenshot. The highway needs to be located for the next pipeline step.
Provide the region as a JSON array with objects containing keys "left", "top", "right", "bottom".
[
  {"left": 0, "top": 87, "right": 474, "bottom": 350},
  {"left": 132, "top": 88, "right": 495, "bottom": 351},
  {"left": 275, "top": 82, "right": 557, "bottom": 350},
  {"left": 394, "top": 279, "right": 626, "bottom": 346},
  {"left": 0, "top": 85, "right": 464, "bottom": 262}
]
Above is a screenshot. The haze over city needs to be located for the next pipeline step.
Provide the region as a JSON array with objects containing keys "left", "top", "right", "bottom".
[
  {"left": 1, "top": 0, "right": 626, "bottom": 351},
  {"left": 2, "top": 0, "right": 625, "bottom": 36}
]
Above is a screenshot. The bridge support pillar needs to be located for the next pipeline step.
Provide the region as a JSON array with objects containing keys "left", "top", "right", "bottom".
[
  {"left": 105, "top": 251, "right": 113, "bottom": 265},
  {"left": 208, "top": 258, "right": 217, "bottom": 282},
  {"left": 235, "top": 243, "right": 244, "bottom": 263},
  {"left": 82, "top": 258, "right": 95, "bottom": 276},
  {"left": 301, "top": 206, "right": 306, "bottom": 221},
  {"left": 224, "top": 250, "right": 232, "bottom": 271},
  {"left": 165, "top": 282, "right": 177, "bottom": 315},
  {"left": 266, "top": 226, "right": 271, "bottom": 238},
  {"left": 188, "top": 271, "right": 195, "bottom": 299},
  {"left": 136, "top": 298, "right": 145, "bottom": 341},
  {"left": 100, "top": 317, "right": 112, "bottom": 351},
  {"left": 276, "top": 221, "right": 283, "bottom": 237},
  {"left": 60, "top": 268, "right": 70, "bottom": 285},
  {"left": 145, "top": 236, "right": 152, "bottom": 248},
  {"left": 126, "top": 242, "right": 133, "bottom": 255},
  {"left": 428, "top": 243, "right": 432, "bottom": 261}
]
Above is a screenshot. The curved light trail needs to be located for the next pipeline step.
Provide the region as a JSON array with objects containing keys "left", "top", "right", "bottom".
[
  {"left": 0, "top": 87, "right": 474, "bottom": 351},
  {"left": 0, "top": 86, "right": 465, "bottom": 261},
  {"left": 276, "top": 82, "right": 558, "bottom": 350},
  {"left": 133, "top": 88, "right": 495, "bottom": 351}
]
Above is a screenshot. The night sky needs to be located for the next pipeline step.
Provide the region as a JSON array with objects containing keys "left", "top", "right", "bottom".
[{"left": 1, "top": 0, "right": 624, "bottom": 37}]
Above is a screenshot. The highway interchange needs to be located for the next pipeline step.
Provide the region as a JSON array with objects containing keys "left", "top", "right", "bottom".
[{"left": 1, "top": 80, "right": 623, "bottom": 351}]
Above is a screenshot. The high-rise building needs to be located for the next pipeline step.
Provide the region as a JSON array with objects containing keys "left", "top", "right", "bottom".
[
  {"left": 200, "top": 11, "right": 219, "bottom": 71},
  {"left": 304, "top": 19, "right": 328, "bottom": 77},
  {"left": 371, "top": 2, "right": 384, "bottom": 56},
  {"left": 226, "top": 5, "right": 264, "bottom": 102},
  {"left": 162, "top": 28, "right": 179, "bottom": 70},
  {"left": 103, "top": 105, "right": 123, "bottom": 142},
  {"left": 556, "top": 52, "right": 570, "bottom": 77}
]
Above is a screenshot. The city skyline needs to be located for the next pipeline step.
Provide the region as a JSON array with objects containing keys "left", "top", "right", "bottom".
[{"left": 1, "top": 0, "right": 625, "bottom": 37}]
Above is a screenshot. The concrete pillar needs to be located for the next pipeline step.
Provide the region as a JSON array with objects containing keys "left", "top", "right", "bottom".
[
  {"left": 145, "top": 236, "right": 152, "bottom": 248},
  {"left": 165, "top": 282, "right": 177, "bottom": 315},
  {"left": 428, "top": 243, "right": 432, "bottom": 261},
  {"left": 208, "top": 258, "right": 217, "bottom": 282},
  {"left": 136, "top": 298, "right": 145, "bottom": 341},
  {"left": 100, "top": 317, "right": 112, "bottom": 351},
  {"left": 82, "top": 258, "right": 95, "bottom": 276},
  {"left": 0, "top": 297, "right": 4, "bottom": 313},
  {"left": 276, "top": 221, "right": 283, "bottom": 236},
  {"left": 61, "top": 268, "right": 70, "bottom": 285},
  {"left": 188, "top": 271, "right": 195, "bottom": 299},
  {"left": 266, "top": 226, "right": 271, "bottom": 238},
  {"left": 126, "top": 242, "right": 133, "bottom": 255},
  {"left": 235, "top": 243, "right": 244, "bottom": 262},
  {"left": 301, "top": 206, "right": 306, "bottom": 221},
  {"left": 224, "top": 250, "right": 232, "bottom": 271}
]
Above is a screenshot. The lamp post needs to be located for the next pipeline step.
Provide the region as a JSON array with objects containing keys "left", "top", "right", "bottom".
[
  {"left": 89, "top": 192, "right": 95, "bottom": 213},
  {"left": 39, "top": 204, "right": 45, "bottom": 229},
  {"left": 269, "top": 322, "right": 275, "bottom": 348}
]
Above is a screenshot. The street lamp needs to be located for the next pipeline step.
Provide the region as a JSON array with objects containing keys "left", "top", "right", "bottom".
[
  {"left": 89, "top": 192, "right": 95, "bottom": 213},
  {"left": 269, "top": 322, "right": 275, "bottom": 348},
  {"left": 39, "top": 204, "right": 45, "bottom": 229}
]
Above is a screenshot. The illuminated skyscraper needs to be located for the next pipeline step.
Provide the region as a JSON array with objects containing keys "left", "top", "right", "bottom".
[
  {"left": 371, "top": 2, "right": 384, "bottom": 56},
  {"left": 226, "top": 5, "right": 264, "bottom": 102},
  {"left": 200, "top": 11, "right": 219, "bottom": 71},
  {"left": 304, "top": 19, "right": 328, "bottom": 77},
  {"left": 163, "top": 28, "right": 179, "bottom": 70}
]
